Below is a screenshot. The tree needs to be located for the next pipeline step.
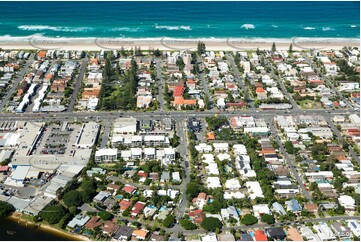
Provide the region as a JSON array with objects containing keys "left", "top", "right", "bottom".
[
  {"left": 40, "top": 205, "right": 67, "bottom": 224},
  {"left": 162, "top": 215, "right": 176, "bottom": 228},
  {"left": 335, "top": 204, "right": 345, "bottom": 215},
  {"left": 284, "top": 141, "right": 296, "bottom": 154},
  {"left": 154, "top": 48, "right": 162, "bottom": 57},
  {"left": 180, "top": 218, "right": 197, "bottom": 230},
  {"left": 201, "top": 217, "right": 222, "bottom": 231},
  {"left": 241, "top": 214, "right": 258, "bottom": 225},
  {"left": 186, "top": 182, "right": 203, "bottom": 199},
  {"left": 197, "top": 41, "right": 206, "bottom": 55},
  {"left": 98, "top": 211, "right": 112, "bottom": 221},
  {"left": 234, "top": 53, "right": 240, "bottom": 67},
  {"left": 0, "top": 201, "right": 15, "bottom": 217},
  {"left": 80, "top": 178, "right": 97, "bottom": 202},
  {"left": 272, "top": 42, "right": 276, "bottom": 52},
  {"left": 289, "top": 44, "right": 293, "bottom": 53},
  {"left": 63, "top": 190, "right": 83, "bottom": 207},
  {"left": 203, "top": 200, "right": 223, "bottom": 214},
  {"left": 261, "top": 214, "right": 275, "bottom": 224}
]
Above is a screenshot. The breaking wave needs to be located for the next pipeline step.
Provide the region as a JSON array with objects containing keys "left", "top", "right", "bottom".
[
  {"left": 18, "top": 25, "right": 94, "bottom": 32},
  {"left": 241, "top": 24, "right": 255, "bottom": 30},
  {"left": 155, "top": 25, "right": 191, "bottom": 31}
]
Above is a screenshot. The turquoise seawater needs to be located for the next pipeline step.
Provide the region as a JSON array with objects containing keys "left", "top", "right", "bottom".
[{"left": 0, "top": 1, "right": 359, "bottom": 39}]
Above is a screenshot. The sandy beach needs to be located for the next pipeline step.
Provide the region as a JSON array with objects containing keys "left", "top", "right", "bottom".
[
  {"left": 0, "top": 37, "right": 359, "bottom": 51},
  {"left": 9, "top": 212, "right": 90, "bottom": 241}
]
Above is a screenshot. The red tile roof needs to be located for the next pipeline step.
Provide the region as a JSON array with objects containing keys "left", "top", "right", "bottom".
[
  {"left": 256, "top": 87, "right": 265, "bottom": 93},
  {"left": 132, "top": 201, "right": 146, "bottom": 215},
  {"left": 174, "top": 85, "right": 184, "bottom": 97},
  {"left": 119, "top": 199, "right": 132, "bottom": 211},
  {"left": 254, "top": 230, "right": 268, "bottom": 241},
  {"left": 122, "top": 184, "right": 136, "bottom": 194},
  {"left": 0, "top": 166, "right": 9, "bottom": 172}
]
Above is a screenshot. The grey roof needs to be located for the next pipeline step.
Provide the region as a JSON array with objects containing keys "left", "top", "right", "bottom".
[
  {"left": 113, "top": 225, "right": 134, "bottom": 240},
  {"left": 272, "top": 202, "right": 287, "bottom": 215}
]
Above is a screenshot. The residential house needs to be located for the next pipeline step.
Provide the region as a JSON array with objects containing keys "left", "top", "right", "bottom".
[
  {"left": 285, "top": 199, "right": 302, "bottom": 214},
  {"left": 254, "top": 230, "right": 268, "bottom": 241},
  {"left": 313, "top": 223, "right": 336, "bottom": 241},
  {"left": 102, "top": 221, "right": 119, "bottom": 236},
  {"left": 119, "top": 199, "right": 132, "bottom": 212},
  {"left": 188, "top": 209, "right": 204, "bottom": 223},
  {"left": 330, "top": 222, "right": 352, "bottom": 239},
  {"left": 192, "top": 192, "right": 211, "bottom": 210},
  {"left": 265, "top": 227, "right": 286, "bottom": 240},
  {"left": 272, "top": 202, "right": 286, "bottom": 216},
  {"left": 84, "top": 216, "right": 102, "bottom": 230},
  {"left": 131, "top": 201, "right": 146, "bottom": 217},
  {"left": 113, "top": 225, "right": 134, "bottom": 241},
  {"left": 132, "top": 229, "right": 149, "bottom": 241}
]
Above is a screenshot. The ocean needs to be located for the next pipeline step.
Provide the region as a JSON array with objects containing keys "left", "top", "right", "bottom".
[{"left": 0, "top": 1, "right": 359, "bottom": 41}]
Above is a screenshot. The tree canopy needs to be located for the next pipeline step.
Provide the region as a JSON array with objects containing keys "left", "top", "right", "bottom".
[
  {"left": 0, "top": 201, "right": 15, "bottom": 217},
  {"left": 241, "top": 214, "right": 258, "bottom": 225},
  {"left": 40, "top": 205, "right": 67, "bottom": 224},
  {"left": 162, "top": 214, "right": 176, "bottom": 228},
  {"left": 98, "top": 211, "right": 113, "bottom": 221},
  {"left": 261, "top": 214, "right": 275, "bottom": 224},
  {"left": 180, "top": 218, "right": 197, "bottom": 230},
  {"left": 63, "top": 190, "right": 83, "bottom": 207},
  {"left": 201, "top": 217, "right": 223, "bottom": 231}
]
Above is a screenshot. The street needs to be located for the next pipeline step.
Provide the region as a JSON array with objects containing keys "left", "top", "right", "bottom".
[
  {"left": 67, "top": 57, "right": 88, "bottom": 112},
  {"left": 0, "top": 53, "right": 34, "bottom": 111}
]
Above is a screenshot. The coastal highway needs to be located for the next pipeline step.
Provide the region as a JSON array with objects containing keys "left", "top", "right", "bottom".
[{"left": 1, "top": 108, "right": 357, "bottom": 122}]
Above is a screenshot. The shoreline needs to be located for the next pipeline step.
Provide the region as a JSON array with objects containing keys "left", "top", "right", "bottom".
[
  {"left": 0, "top": 36, "right": 359, "bottom": 51},
  {"left": 8, "top": 212, "right": 90, "bottom": 241}
]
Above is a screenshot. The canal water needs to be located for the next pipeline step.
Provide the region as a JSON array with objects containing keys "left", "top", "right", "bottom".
[{"left": 0, "top": 217, "right": 81, "bottom": 241}]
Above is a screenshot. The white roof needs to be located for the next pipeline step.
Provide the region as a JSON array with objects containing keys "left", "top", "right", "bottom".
[
  {"left": 233, "top": 144, "right": 247, "bottom": 155},
  {"left": 144, "top": 147, "right": 155, "bottom": 155},
  {"left": 246, "top": 181, "right": 264, "bottom": 200},
  {"left": 95, "top": 148, "right": 117, "bottom": 156},
  {"left": 121, "top": 150, "right": 131, "bottom": 158},
  {"left": 225, "top": 178, "right": 241, "bottom": 190},
  {"left": 213, "top": 143, "right": 229, "bottom": 149},
  {"left": 11, "top": 166, "right": 30, "bottom": 180},
  {"left": 338, "top": 195, "right": 356, "bottom": 207},
  {"left": 224, "top": 191, "right": 245, "bottom": 199},
  {"left": 217, "top": 153, "right": 230, "bottom": 161},
  {"left": 206, "top": 177, "right": 221, "bottom": 188},
  {"left": 253, "top": 204, "right": 271, "bottom": 215},
  {"left": 131, "top": 148, "right": 142, "bottom": 155},
  {"left": 164, "top": 147, "right": 175, "bottom": 155}
]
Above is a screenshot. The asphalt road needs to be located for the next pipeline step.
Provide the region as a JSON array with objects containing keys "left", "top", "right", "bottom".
[
  {"left": 197, "top": 55, "right": 212, "bottom": 109},
  {"left": 171, "top": 118, "right": 191, "bottom": 237},
  {"left": 302, "top": 53, "right": 354, "bottom": 109},
  {"left": 226, "top": 53, "right": 256, "bottom": 110},
  {"left": 324, "top": 115, "right": 360, "bottom": 163},
  {"left": 67, "top": 57, "right": 88, "bottom": 112},
  {"left": 100, "top": 120, "right": 111, "bottom": 148},
  {"left": 156, "top": 59, "right": 165, "bottom": 112},
  {"left": 0, "top": 54, "right": 34, "bottom": 111},
  {"left": 1, "top": 107, "right": 357, "bottom": 123},
  {"left": 269, "top": 66, "right": 300, "bottom": 110},
  {"left": 267, "top": 118, "right": 313, "bottom": 201}
]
